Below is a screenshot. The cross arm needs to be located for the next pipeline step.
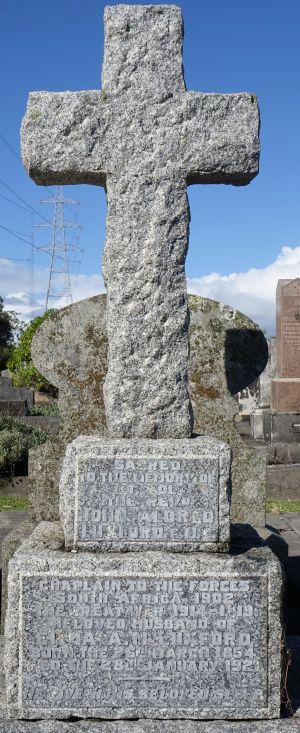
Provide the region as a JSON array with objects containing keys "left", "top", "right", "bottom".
[
  {"left": 21, "top": 91, "right": 109, "bottom": 186},
  {"left": 182, "top": 92, "right": 260, "bottom": 185}
]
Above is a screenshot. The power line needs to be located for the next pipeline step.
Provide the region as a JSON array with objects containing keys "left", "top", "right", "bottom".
[
  {"left": 0, "top": 131, "right": 20, "bottom": 163},
  {"left": 0, "top": 176, "right": 80, "bottom": 239},
  {"left": 0, "top": 224, "right": 32, "bottom": 246},
  {"left": 0, "top": 177, "right": 54, "bottom": 226},
  {"left": 0, "top": 192, "right": 29, "bottom": 212},
  {"left": 0, "top": 256, "right": 29, "bottom": 262}
]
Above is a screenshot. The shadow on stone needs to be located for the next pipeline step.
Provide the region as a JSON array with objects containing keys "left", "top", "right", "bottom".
[{"left": 225, "top": 328, "right": 269, "bottom": 395}]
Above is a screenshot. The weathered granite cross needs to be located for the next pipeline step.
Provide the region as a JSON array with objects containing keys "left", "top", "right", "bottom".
[{"left": 21, "top": 4, "right": 259, "bottom": 440}]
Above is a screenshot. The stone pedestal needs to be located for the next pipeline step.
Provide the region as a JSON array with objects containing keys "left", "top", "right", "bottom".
[
  {"left": 4, "top": 523, "right": 282, "bottom": 721},
  {"left": 59, "top": 437, "right": 231, "bottom": 552}
]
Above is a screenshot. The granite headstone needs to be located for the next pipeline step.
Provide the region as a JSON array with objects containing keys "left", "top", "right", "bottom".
[{"left": 3, "top": 4, "right": 284, "bottom": 729}]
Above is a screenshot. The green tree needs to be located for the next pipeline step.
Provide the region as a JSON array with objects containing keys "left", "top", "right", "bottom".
[
  {"left": 7, "top": 310, "right": 57, "bottom": 394},
  {"left": 0, "top": 296, "right": 22, "bottom": 370}
]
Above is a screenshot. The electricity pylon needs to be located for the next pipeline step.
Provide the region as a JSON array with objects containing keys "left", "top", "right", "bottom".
[{"left": 35, "top": 186, "right": 82, "bottom": 311}]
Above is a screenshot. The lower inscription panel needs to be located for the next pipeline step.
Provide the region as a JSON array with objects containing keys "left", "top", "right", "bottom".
[
  {"left": 4, "top": 525, "right": 282, "bottom": 720},
  {"left": 21, "top": 575, "right": 267, "bottom": 710}
]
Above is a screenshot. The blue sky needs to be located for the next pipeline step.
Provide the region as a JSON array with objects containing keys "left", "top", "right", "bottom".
[{"left": 1, "top": 0, "right": 300, "bottom": 333}]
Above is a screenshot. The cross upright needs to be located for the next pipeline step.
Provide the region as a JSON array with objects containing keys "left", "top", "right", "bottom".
[{"left": 21, "top": 4, "right": 259, "bottom": 440}]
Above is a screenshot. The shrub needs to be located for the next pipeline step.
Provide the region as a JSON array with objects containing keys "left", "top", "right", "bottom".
[{"left": 0, "top": 417, "right": 49, "bottom": 476}]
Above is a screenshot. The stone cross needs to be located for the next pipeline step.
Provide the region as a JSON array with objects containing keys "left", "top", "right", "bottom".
[{"left": 21, "top": 4, "right": 259, "bottom": 439}]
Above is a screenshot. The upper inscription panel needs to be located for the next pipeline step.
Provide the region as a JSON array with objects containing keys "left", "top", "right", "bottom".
[{"left": 59, "top": 437, "right": 231, "bottom": 551}]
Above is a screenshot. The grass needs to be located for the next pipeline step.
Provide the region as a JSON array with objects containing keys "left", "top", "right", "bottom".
[
  {"left": 266, "top": 500, "right": 300, "bottom": 514},
  {"left": 0, "top": 495, "right": 28, "bottom": 511}
]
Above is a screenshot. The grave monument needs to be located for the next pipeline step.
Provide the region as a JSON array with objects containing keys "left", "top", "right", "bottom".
[
  {"left": 1, "top": 4, "right": 289, "bottom": 731},
  {"left": 272, "top": 279, "right": 300, "bottom": 413},
  {"left": 252, "top": 279, "right": 300, "bottom": 443}
]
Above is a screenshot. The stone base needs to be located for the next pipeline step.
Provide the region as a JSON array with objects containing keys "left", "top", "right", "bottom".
[
  {"left": 4, "top": 523, "right": 282, "bottom": 721},
  {"left": 0, "top": 721, "right": 299, "bottom": 733},
  {"left": 272, "top": 379, "right": 300, "bottom": 413}
]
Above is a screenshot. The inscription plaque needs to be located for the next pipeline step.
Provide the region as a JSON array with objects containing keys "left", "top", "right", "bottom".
[
  {"left": 5, "top": 523, "right": 282, "bottom": 720},
  {"left": 272, "top": 279, "right": 300, "bottom": 411},
  {"left": 276, "top": 279, "right": 300, "bottom": 378},
  {"left": 59, "top": 437, "right": 231, "bottom": 551}
]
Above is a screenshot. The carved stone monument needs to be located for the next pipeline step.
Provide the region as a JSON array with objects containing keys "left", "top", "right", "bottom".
[{"left": 1, "top": 3, "right": 286, "bottom": 730}]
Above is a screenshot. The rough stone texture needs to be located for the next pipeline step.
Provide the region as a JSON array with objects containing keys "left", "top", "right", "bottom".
[
  {"left": 27, "top": 439, "right": 64, "bottom": 521},
  {"left": 60, "top": 436, "right": 231, "bottom": 551},
  {"left": 4, "top": 522, "right": 282, "bottom": 721},
  {"left": 272, "top": 279, "right": 300, "bottom": 411},
  {"left": 0, "top": 520, "right": 35, "bottom": 633},
  {"left": 22, "top": 5, "right": 259, "bottom": 440},
  {"left": 0, "top": 723, "right": 300, "bottom": 733}
]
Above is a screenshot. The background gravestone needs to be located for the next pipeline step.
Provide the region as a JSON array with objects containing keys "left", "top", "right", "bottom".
[{"left": 272, "top": 278, "right": 300, "bottom": 411}]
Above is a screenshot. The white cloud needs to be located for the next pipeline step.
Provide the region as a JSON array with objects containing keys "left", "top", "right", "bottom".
[
  {"left": 187, "top": 246, "right": 300, "bottom": 335},
  {"left": 1, "top": 246, "right": 300, "bottom": 334},
  {"left": 0, "top": 259, "right": 105, "bottom": 321}
]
